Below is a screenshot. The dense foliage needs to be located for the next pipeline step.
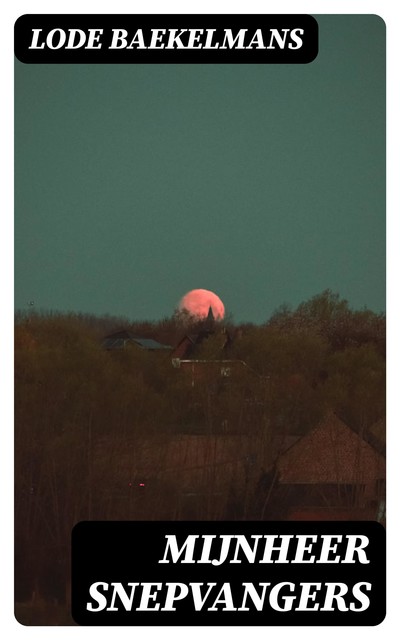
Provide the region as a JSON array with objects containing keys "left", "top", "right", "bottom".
[{"left": 14, "top": 290, "right": 385, "bottom": 609}]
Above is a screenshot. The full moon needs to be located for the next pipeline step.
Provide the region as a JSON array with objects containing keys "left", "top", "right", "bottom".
[{"left": 178, "top": 289, "right": 225, "bottom": 320}]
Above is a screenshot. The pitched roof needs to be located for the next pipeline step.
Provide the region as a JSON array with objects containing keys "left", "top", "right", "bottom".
[
  {"left": 170, "top": 332, "right": 210, "bottom": 359},
  {"left": 276, "top": 411, "right": 385, "bottom": 485},
  {"left": 102, "top": 330, "right": 170, "bottom": 350},
  {"left": 132, "top": 337, "right": 171, "bottom": 350}
]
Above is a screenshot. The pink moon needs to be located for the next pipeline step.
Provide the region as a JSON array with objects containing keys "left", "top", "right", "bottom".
[{"left": 179, "top": 289, "right": 225, "bottom": 320}]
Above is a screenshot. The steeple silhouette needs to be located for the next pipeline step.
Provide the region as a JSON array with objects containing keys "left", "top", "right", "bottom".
[{"left": 203, "top": 305, "right": 215, "bottom": 332}]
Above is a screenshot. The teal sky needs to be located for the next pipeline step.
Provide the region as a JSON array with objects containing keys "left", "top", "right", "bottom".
[{"left": 14, "top": 15, "right": 385, "bottom": 323}]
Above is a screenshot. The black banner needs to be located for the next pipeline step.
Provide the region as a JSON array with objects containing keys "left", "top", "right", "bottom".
[
  {"left": 71, "top": 521, "right": 385, "bottom": 626},
  {"left": 15, "top": 14, "right": 318, "bottom": 64}
]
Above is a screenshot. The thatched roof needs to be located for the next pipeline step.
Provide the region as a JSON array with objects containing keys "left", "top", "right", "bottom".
[{"left": 276, "top": 412, "right": 385, "bottom": 485}]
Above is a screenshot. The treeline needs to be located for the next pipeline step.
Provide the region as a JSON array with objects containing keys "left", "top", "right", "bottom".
[{"left": 14, "top": 290, "right": 385, "bottom": 612}]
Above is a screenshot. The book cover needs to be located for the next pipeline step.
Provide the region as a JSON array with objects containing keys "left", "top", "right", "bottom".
[{"left": 13, "top": 9, "right": 386, "bottom": 629}]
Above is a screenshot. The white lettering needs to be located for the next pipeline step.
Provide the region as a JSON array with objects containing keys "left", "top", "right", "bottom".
[
  {"left": 293, "top": 535, "right": 317, "bottom": 563},
  {"left": 350, "top": 582, "right": 371, "bottom": 612},
  {"left": 320, "top": 583, "right": 349, "bottom": 612},
  {"left": 29, "top": 29, "right": 45, "bottom": 49},
  {"left": 295, "top": 582, "right": 321, "bottom": 611},
  {"left": 86, "top": 29, "right": 103, "bottom": 49},
  {"left": 149, "top": 29, "right": 166, "bottom": 49},
  {"left": 207, "top": 583, "right": 237, "bottom": 611},
  {"left": 267, "top": 28, "right": 290, "bottom": 50},
  {"left": 343, "top": 536, "right": 370, "bottom": 564},
  {"left": 289, "top": 28, "right": 304, "bottom": 50},
  {"left": 162, "top": 583, "right": 189, "bottom": 611},
  {"left": 110, "top": 28, "right": 128, "bottom": 49},
  {"left": 246, "top": 29, "right": 266, "bottom": 49},
  {"left": 166, "top": 29, "right": 188, "bottom": 49},
  {"left": 187, "top": 29, "right": 204, "bottom": 49},
  {"left": 106, "top": 582, "right": 139, "bottom": 612},
  {"left": 159, "top": 535, "right": 198, "bottom": 564},
  {"left": 260, "top": 535, "right": 293, "bottom": 563},
  {"left": 317, "top": 535, "right": 342, "bottom": 563},
  {"left": 237, "top": 583, "right": 270, "bottom": 611},
  {"left": 86, "top": 582, "right": 108, "bottom": 612},
  {"left": 269, "top": 582, "right": 296, "bottom": 612},
  {"left": 220, "top": 29, "right": 247, "bottom": 49}
]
